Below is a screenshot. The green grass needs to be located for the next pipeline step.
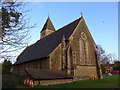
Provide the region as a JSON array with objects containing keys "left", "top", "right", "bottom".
[{"left": 19, "top": 74, "right": 119, "bottom": 88}]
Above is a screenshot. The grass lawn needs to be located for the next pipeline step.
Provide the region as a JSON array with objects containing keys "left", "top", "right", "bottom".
[{"left": 19, "top": 74, "right": 119, "bottom": 88}]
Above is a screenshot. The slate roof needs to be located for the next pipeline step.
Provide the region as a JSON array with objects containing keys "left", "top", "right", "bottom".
[
  {"left": 25, "top": 68, "right": 73, "bottom": 80},
  {"left": 40, "top": 17, "right": 55, "bottom": 32},
  {"left": 14, "top": 17, "right": 81, "bottom": 65}
]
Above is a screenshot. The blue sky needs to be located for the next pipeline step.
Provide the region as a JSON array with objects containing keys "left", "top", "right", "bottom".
[{"left": 24, "top": 2, "right": 118, "bottom": 59}]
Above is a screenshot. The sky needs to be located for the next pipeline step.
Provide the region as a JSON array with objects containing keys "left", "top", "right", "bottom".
[
  {"left": 23, "top": 2, "right": 118, "bottom": 59},
  {"left": 118, "top": 1, "right": 120, "bottom": 60},
  {"left": 1, "top": 2, "right": 116, "bottom": 64}
]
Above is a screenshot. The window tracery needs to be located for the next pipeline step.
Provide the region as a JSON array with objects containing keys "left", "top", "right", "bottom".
[{"left": 79, "top": 32, "right": 91, "bottom": 65}]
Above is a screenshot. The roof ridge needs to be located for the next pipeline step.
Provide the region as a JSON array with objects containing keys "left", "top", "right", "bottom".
[{"left": 56, "top": 18, "right": 81, "bottom": 32}]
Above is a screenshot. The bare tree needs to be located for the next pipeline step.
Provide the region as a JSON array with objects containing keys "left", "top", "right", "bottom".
[
  {"left": 96, "top": 45, "right": 105, "bottom": 55},
  {"left": 100, "top": 54, "right": 110, "bottom": 65},
  {"left": 0, "top": 1, "right": 35, "bottom": 61},
  {"left": 96, "top": 45, "right": 110, "bottom": 65},
  {"left": 107, "top": 53, "right": 118, "bottom": 64}
]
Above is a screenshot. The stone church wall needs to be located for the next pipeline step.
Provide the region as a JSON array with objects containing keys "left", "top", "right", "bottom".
[
  {"left": 70, "top": 18, "right": 96, "bottom": 65},
  {"left": 41, "top": 29, "right": 55, "bottom": 39},
  {"left": 40, "top": 58, "right": 50, "bottom": 69},
  {"left": 76, "top": 66, "right": 97, "bottom": 76},
  {"left": 12, "top": 58, "right": 50, "bottom": 76},
  {"left": 49, "top": 45, "right": 62, "bottom": 70},
  {"left": 69, "top": 18, "right": 98, "bottom": 76},
  {"left": 12, "top": 65, "right": 19, "bottom": 75}
]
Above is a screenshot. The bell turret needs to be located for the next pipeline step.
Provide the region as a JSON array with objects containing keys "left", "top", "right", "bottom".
[{"left": 40, "top": 17, "right": 55, "bottom": 39}]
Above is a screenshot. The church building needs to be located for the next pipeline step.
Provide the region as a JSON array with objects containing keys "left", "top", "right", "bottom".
[{"left": 12, "top": 15, "right": 102, "bottom": 83}]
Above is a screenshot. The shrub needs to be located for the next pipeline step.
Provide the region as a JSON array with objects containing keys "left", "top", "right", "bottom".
[
  {"left": 2, "top": 74, "right": 18, "bottom": 88},
  {"left": 2, "top": 60, "right": 12, "bottom": 75}
]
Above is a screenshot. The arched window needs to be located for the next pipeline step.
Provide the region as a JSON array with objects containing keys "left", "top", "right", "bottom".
[
  {"left": 79, "top": 38, "right": 84, "bottom": 64},
  {"left": 85, "top": 41, "right": 91, "bottom": 64},
  {"left": 79, "top": 32, "right": 91, "bottom": 65}
]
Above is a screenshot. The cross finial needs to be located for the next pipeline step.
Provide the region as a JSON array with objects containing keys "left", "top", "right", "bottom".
[
  {"left": 48, "top": 13, "right": 50, "bottom": 17},
  {"left": 81, "top": 12, "right": 83, "bottom": 17}
]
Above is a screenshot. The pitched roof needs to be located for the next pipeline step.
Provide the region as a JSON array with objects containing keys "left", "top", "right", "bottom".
[
  {"left": 40, "top": 17, "right": 55, "bottom": 32},
  {"left": 25, "top": 68, "right": 73, "bottom": 80},
  {"left": 14, "top": 17, "right": 81, "bottom": 65}
]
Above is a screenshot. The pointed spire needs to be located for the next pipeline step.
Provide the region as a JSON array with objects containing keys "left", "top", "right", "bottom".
[{"left": 41, "top": 17, "right": 55, "bottom": 33}]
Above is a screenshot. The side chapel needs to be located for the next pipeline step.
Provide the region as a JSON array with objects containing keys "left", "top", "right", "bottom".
[{"left": 12, "top": 15, "right": 103, "bottom": 82}]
